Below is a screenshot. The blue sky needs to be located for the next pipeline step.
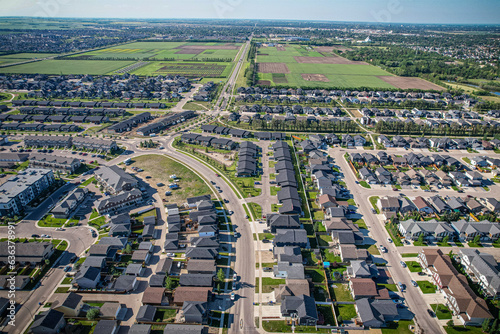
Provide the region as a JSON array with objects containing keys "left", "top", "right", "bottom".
[{"left": 1, "top": 0, "right": 499, "bottom": 24}]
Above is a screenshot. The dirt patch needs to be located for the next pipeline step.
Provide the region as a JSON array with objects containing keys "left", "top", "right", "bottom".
[
  {"left": 258, "top": 62, "right": 290, "bottom": 74},
  {"left": 257, "top": 80, "right": 271, "bottom": 86},
  {"left": 301, "top": 73, "right": 330, "bottom": 82},
  {"left": 294, "top": 55, "right": 367, "bottom": 65},
  {"left": 377, "top": 76, "right": 445, "bottom": 91},
  {"left": 259, "top": 250, "right": 275, "bottom": 263},
  {"left": 276, "top": 45, "right": 286, "bottom": 52},
  {"left": 315, "top": 46, "right": 353, "bottom": 52},
  {"left": 175, "top": 44, "right": 239, "bottom": 50},
  {"left": 194, "top": 149, "right": 235, "bottom": 167},
  {"left": 175, "top": 48, "right": 202, "bottom": 55}
]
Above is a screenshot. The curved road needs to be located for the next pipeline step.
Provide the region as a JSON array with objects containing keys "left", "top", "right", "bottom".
[
  {"left": 0, "top": 180, "right": 95, "bottom": 334},
  {"left": 112, "top": 136, "right": 258, "bottom": 333}
]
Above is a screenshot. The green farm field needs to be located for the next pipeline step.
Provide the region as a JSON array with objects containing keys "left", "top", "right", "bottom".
[
  {"left": 130, "top": 61, "right": 233, "bottom": 78},
  {"left": 71, "top": 41, "right": 242, "bottom": 61},
  {"left": 0, "top": 53, "right": 58, "bottom": 59},
  {"left": 254, "top": 44, "right": 399, "bottom": 89},
  {"left": 0, "top": 53, "right": 60, "bottom": 66},
  {"left": 0, "top": 59, "right": 135, "bottom": 75}
]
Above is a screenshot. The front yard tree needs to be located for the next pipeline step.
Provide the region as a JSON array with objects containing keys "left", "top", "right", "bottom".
[
  {"left": 473, "top": 235, "right": 481, "bottom": 245},
  {"left": 442, "top": 235, "right": 449, "bottom": 245},
  {"left": 217, "top": 268, "right": 225, "bottom": 283},
  {"left": 417, "top": 233, "right": 424, "bottom": 244},
  {"left": 87, "top": 308, "right": 99, "bottom": 320}
]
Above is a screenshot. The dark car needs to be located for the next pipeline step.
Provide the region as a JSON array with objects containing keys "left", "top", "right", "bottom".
[
  {"left": 70, "top": 255, "right": 77, "bottom": 263},
  {"left": 427, "top": 309, "right": 436, "bottom": 317},
  {"left": 31, "top": 234, "right": 40, "bottom": 238}
]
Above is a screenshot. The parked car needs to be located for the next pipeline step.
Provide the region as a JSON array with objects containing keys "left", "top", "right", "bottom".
[
  {"left": 70, "top": 256, "right": 77, "bottom": 263},
  {"left": 427, "top": 309, "right": 436, "bottom": 317},
  {"left": 400, "top": 261, "right": 407, "bottom": 268},
  {"left": 387, "top": 238, "right": 392, "bottom": 243},
  {"left": 411, "top": 280, "right": 418, "bottom": 287},
  {"left": 230, "top": 292, "right": 235, "bottom": 301},
  {"left": 233, "top": 273, "right": 237, "bottom": 281},
  {"left": 31, "top": 234, "right": 39, "bottom": 238},
  {"left": 64, "top": 265, "right": 72, "bottom": 272}
]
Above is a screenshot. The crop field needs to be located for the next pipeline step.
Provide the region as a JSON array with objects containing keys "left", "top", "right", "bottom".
[
  {"left": 71, "top": 41, "right": 242, "bottom": 61},
  {"left": 0, "top": 59, "right": 135, "bottom": 75},
  {"left": 0, "top": 53, "right": 59, "bottom": 66},
  {"left": 254, "top": 44, "right": 435, "bottom": 89},
  {"left": 130, "top": 61, "right": 232, "bottom": 78}
]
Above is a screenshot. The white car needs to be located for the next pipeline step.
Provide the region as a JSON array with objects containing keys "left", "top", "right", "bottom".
[
  {"left": 387, "top": 238, "right": 393, "bottom": 243},
  {"left": 233, "top": 273, "right": 237, "bottom": 281},
  {"left": 230, "top": 292, "right": 235, "bottom": 301}
]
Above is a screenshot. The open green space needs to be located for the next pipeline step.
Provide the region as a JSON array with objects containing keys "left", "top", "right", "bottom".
[
  {"left": 38, "top": 215, "right": 66, "bottom": 227},
  {"left": 429, "top": 304, "right": 452, "bottom": 320},
  {"left": 130, "top": 154, "right": 211, "bottom": 206},
  {"left": 0, "top": 59, "right": 135, "bottom": 75},
  {"left": 382, "top": 320, "right": 415, "bottom": 334},
  {"left": 331, "top": 284, "right": 354, "bottom": 302},
  {"left": 405, "top": 261, "right": 423, "bottom": 272},
  {"left": 417, "top": 280, "right": 437, "bottom": 294}
]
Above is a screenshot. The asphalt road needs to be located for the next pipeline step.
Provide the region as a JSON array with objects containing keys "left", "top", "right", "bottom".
[
  {"left": 331, "top": 147, "right": 445, "bottom": 334},
  {"left": 0, "top": 180, "right": 96, "bottom": 334}
]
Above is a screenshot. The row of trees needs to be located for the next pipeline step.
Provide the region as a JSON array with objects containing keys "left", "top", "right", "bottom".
[
  {"left": 341, "top": 46, "right": 498, "bottom": 80},
  {"left": 373, "top": 121, "right": 500, "bottom": 137},
  {"left": 233, "top": 118, "right": 360, "bottom": 133}
]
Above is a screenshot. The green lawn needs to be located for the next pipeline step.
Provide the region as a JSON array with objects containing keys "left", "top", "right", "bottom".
[
  {"left": 331, "top": 284, "right": 354, "bottom": 302},
  {"left": 154, "top": 308, "right": 177, "bottom": 322},
  {"left": 261, "top": 277, "right": 286, "bottom": 293},
  {"left": 55, "top": 287, "right": 70, "bottom": 293},
  {"left": 248, "top": 202, "right": 262, "bottom": 220},
  {"left": 405, "top": 261, "right": 422, "bottom": 273},
  {"left": 401, "top": 253, "right": 419, "bottom": 258},
  {"left": 305, "top": 268, "right": 326, "bottom": 283},
  {"left": 88, "top": 216, "right": 107, "bottom": 229},
  {"left": 357, "top": 244, "right": 380, "bottom": 255},
  {"left": 378, "top": 283, "right": 398, "bottom": 292},
  {"left": 467, "top": 241, "right": 483, "bottom": 248},
  {"left": 429, "top": 304, "right": 452, "bottom": 320},
  {"left": 382, "top": 320, "right": 415, "bottom": 334},
  {"left": 359, "top": 181, "right": 371, "bottom": 189},
  {"left": 444, "top": 326, "right": 486, "bottom": 334},
  {"left": 38, "top": 215, "right": 66, "bottom": 227},
  {"left": 337, "top": 304, "right": 357, "bottom": 322},
  {"left": 369, "top": 196, "right": 380, "bottom": 214},
  {"left": 79, "top": 176, "right": 95, "bottom": 188},
  {"left": 322, "top": 249, "right": 342, "bottom": 263},
  {"left": 258, "top": 233, "right": 274, "bottom": 241},
  {"left": 262, "top": 320, "right": 330, "bottom": 333},
  {"left": 270, "top": 186, "right": 280, "bottom": 196},
  {"left": 417, "top": 280, "right": 437, "bottom": 294},
  {"left": 89, "top": 209, "right": 100, "bottom": 220},
  {"left": 317, "top": 234, "right": 332, "bottom": 246},
  {"left": 353, "top": 219, "right": 367, "bottom": 229}
]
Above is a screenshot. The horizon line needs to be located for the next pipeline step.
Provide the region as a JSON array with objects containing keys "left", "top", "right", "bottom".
[{"left": 0, "top": 16, "right": 499, "bottom": 26}]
